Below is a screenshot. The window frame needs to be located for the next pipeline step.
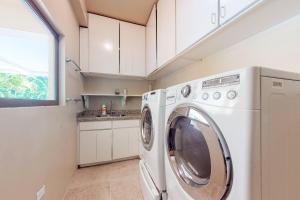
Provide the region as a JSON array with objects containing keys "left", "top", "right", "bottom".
[{"left": 0, "top": 0, "right": 60, "bottom": 108}]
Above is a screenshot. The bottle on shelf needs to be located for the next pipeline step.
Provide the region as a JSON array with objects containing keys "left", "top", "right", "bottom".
[{"left": 101, "top": 104, "right": 107, "bottom": 116}]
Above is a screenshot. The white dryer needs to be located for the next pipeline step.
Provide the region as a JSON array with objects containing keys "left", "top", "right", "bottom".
[
  {"left": 164, "top": 67, "right": 300, "bottom": 200},
  {"left": 140, "top": 89, "right": 167, "bottom": 200}
]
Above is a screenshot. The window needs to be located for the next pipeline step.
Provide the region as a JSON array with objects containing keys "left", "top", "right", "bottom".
[{"left": 0, "top": 0, "right": 59, "bottom": 107}]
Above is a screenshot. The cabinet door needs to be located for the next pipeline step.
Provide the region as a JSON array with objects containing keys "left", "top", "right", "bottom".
[
  {"left": 96, "top": 130, "right": 113, "bottom": 162},
  {"left": 157, "top": 0, "right": 176, "bottom": 67},
  {"left": 113, "top": 128, "right": 129, "bottom": 159},
  {"left": 146, "top": 5, "right": 157, "bottom": 75},
  {"left": 80, "top": 27, "right": 89, "bottom": 72},
  {"left": 176, "top": 0, "right": 219, "bottom": 54},
  {"left": 120, "top": 21, "right": 145, "bottom": 76},
  {"left": 79, "top": 131, "right": 97, "bottom": 164},
  {"left": 220, "top": 0, "right": 260, "bottom": 24},
  {"left": 88, "top": 14, "right": 119, "bottom": 74},
  {"left": 128, "top": 128, "right": 140, "bottom": 157}
]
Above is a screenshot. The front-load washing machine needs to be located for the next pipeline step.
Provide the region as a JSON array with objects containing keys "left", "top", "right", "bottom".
[
  {"left": 164, "top": 67, "right": 300, "bottom": 200},
  {"left": 140, "top": 89, "right": 167, "bottom": 200}
]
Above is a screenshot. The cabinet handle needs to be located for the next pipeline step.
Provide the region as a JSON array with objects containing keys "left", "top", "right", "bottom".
[
  {"left": 220, "top": 6, "right": 226, "bottom": 18},
  {"left": 211, "top": 13, "right": 217, "bottom": 24},
  {"left": 167, "top": 95, "right": 175, "bottom": 100}
]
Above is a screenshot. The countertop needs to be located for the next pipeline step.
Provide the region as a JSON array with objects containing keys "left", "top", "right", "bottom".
[{"left": 77, "top": 110, "right": 141, "bottom": 122}]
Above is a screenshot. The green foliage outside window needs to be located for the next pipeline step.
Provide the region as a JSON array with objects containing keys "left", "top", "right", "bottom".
[{"left": 0, "top": 73, "right": 48, "bottom": 100}]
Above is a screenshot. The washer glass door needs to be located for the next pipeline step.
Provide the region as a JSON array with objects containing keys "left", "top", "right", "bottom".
[
  {"left": 141, "top": 106, "right": 154, "bottom": 151},
  {"left": 166, "top": 105, "right": 232, "bottom": 200}
]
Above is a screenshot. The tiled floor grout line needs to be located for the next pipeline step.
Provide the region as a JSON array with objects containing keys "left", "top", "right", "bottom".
[{"left": 109, "top": 182, "right": 112, "bottom": 200}]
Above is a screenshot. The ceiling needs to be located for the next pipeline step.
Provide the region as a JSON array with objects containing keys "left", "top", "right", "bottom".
[{"left": 86, "top": 0, "right": 157, "bottom": 26}]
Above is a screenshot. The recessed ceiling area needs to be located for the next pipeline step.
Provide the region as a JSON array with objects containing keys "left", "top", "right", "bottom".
[{"left": 86, "top": 0, "right": 157, "bottom": 26}]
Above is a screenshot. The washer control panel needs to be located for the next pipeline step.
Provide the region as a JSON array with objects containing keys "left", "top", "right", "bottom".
[
  {"left": 202, "top": 74, "right": 240, "bottom": 89},
  {"left": 168, "top": 72, "right": 241, "bottom": 108},
  {"left": 196, "top": 73, "right": 240, "bottom": 105},
  {"left": 193, "top": 76, "right": 240, "bottom": 107}
]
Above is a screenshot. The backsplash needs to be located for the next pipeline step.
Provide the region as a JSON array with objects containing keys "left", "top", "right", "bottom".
[
  {"left": 84, "top": 77, "right": 150, "bottom": 95},
  {"left": 83, "top": 77, "right": 150, "bottom": 111},
  {"left": 86, "top": 96, "right": 142, "bottom": 111}
]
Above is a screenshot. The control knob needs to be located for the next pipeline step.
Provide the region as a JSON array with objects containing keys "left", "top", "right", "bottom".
[
  {"left": 227, "top": 90, "right": 238, "bottom": 100},
  {"left": 202, "top": 93, "right": 209, "bottom": 100},
  {"left": 181, "top": 85, "right": 191, "bottom": 98},
  {"left": 213, "top": 92, "right": 221, "bottom": 100}
]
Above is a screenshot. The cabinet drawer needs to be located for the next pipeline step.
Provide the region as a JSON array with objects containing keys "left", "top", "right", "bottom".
[
  {"left": 112, "top": 120, "right": 140, "bottom": 128},
  {"left": 79, "top": 121, "right": 112, "bottom": 131}
]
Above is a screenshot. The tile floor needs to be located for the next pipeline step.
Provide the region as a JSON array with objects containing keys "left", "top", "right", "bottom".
[{"left": 63, "top": 159, "right": 143, "bottom": 200}]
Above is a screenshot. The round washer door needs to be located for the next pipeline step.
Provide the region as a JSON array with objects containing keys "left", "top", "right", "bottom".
[
  {"left": 166, "top": 104, "right": 232, "bottom": 200},
  {"left": 141, "top": 106, "right": 154, "bottom": 151}
]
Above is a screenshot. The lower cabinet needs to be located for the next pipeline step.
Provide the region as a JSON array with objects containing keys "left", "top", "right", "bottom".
[
  {"left": 79, "top": 130, "right": 97, "bottom": 165},
  {"left": 78, "top": 120, "right": 140, "bottom": 166},
  {"left": 79, "top": 130, "right": 112, "bottom": 165},
  {"left": 113, "top": 127, "right": 140, "bottom": 159},
  {"left": 128, "top": 128, "right": 140, "bottom": 157},
  {"left": 96, "top": 130, "right": 113, "bottom": 162}
]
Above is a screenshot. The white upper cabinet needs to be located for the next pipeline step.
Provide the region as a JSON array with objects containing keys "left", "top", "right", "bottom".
[
  {"left": 80, "top": 27, "right": 89, "bottom": 72},
  {"left": 88, "top": 14, "right": 119, "bottom": 75},
  {"left": 220, "top": 0, "right": 260, "bottom": 24},
  {"left": 157, "top": 0, "right": 176, "bottom": 67},
  {"left": 176, "top": 0, "right": 219, "bottom": 54},
  {"left": 120, "top": 21, "right": 146, "bottom": 77},
  {"left": 146, "top": 5, "right": 157, "bottom": 75}
]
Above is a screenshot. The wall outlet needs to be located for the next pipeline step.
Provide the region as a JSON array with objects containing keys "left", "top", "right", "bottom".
[{"left": 36, "top": 185, "right": 46, "bottom": 200}]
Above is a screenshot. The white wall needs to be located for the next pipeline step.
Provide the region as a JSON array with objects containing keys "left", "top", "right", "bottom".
[
  {"left": 84, "top": 77, "right": 149, "bottom": 95},
  {"left": 153, "top": 14, "right": 300, "bottom": 89},
  {"left": 84, "top": 77, "right": 149, "bottom": 110},
  {"left": 69, "top": 0, "right": 88, "bottom": 26},
  {"left": 0, "top": 0, "right": 83, "bottom": 200},
  {"left": 88, "top": 96, "right": 142, "bottom": 111}
]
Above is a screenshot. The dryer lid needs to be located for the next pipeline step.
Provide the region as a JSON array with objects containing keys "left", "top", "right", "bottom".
[{"left": 166, "top": 104, "right": 232, "bottom": 199}]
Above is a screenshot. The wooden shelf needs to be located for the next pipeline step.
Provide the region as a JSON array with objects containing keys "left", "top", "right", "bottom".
[
  {"left": 81, "top": 71, "right": 146, "bottom": 80},
  {"left": 147, "top": 0, "right": 300, "bottom": 80}
]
